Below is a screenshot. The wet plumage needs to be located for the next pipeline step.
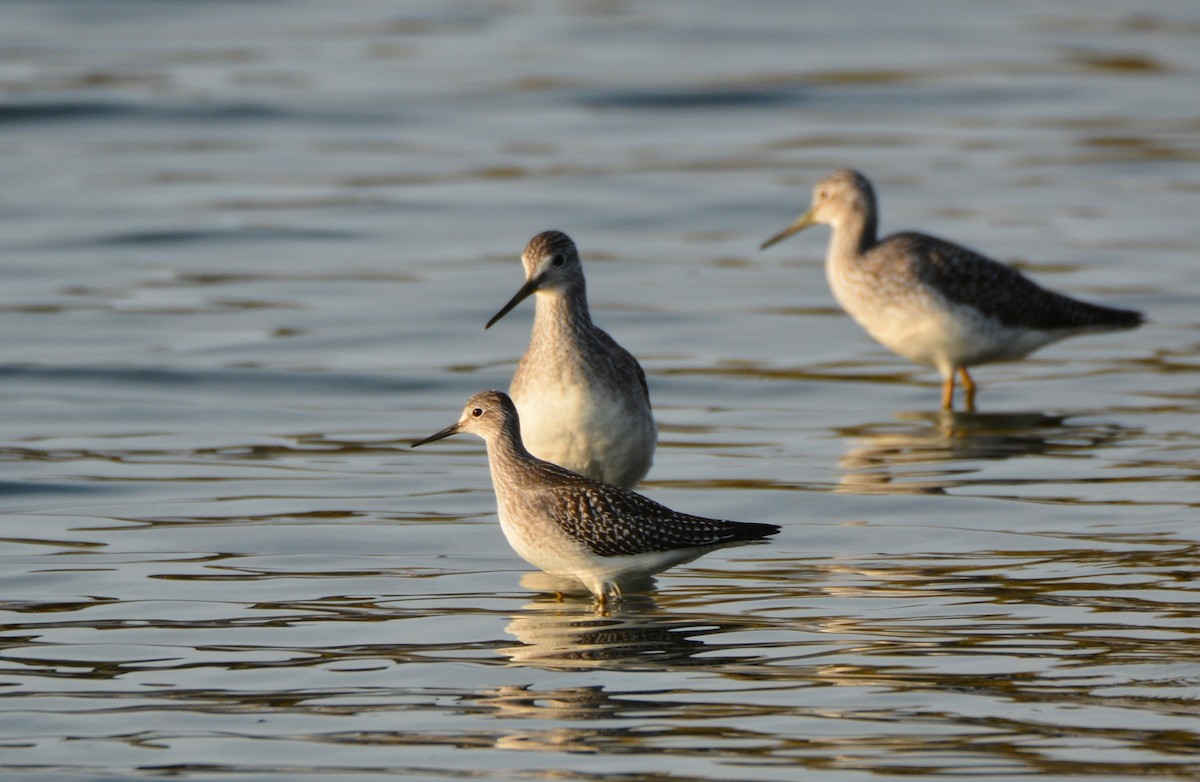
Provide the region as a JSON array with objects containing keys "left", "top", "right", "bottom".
[
  {"left": 487, "top": 231, "right": 656, "bottom": 487},
  {"left": 761, "top": 169, "right": 1143, "bottom": 410},
  {"left": 412, "top": 390, "right": 778, "bottom": 606}
]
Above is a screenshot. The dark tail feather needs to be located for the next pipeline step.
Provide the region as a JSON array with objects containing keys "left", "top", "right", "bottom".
[
  {"left": 1101, "top": 305, "right": 1144, "bottom": 330},
  {"left": 1047, "top": 292, "right": 1144, "bottom": 332},
  {"left": 725, "top": 521, "right": 781, "bottom": 543}
]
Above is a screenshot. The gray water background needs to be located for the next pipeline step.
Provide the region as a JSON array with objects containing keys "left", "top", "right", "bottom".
[{"left": 1, "top": 1, "right": 1198, "bottom": 780}]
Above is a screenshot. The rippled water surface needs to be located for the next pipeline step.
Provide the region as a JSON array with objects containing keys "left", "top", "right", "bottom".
[{"left": 2, "top": 1, "right": 1198, "bottom": 780}]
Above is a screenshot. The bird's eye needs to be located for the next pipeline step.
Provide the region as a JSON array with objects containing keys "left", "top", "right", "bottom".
[
  {"left": 471, "top": 407, "right": 484, "bottom": 418},
  {"left": 551, "top": 254, "right": 565, "bottom": 267}
]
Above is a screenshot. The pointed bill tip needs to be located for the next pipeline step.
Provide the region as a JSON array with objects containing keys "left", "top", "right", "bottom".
[
  {"left": 411, "top": 423, "right": 461, "bottom": 448},
  {"left": 485, "top": 277, "right": 540, "bottom": 330},
  {"left": 759, "top": 233, "right": 787, "bottom": 251},
  {"left": 760, "top": 211, "right": 816, "bottom": 250}
]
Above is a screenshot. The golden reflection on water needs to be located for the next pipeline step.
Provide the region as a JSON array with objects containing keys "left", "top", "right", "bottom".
[
  {"left": 2, "top": 533, "right": 1195, "bottom": 778},
  {"left": 484, "top": 543, "right": 1200, "bottom": 776},
  {"left": 835, "top": 410, "right": 1128, "bottom": 495},
  {"left": 500, "top": 594, "right": 733, "bottom": 671}
]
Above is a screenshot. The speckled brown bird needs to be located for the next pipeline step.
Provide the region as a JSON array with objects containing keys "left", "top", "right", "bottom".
[
  {"left": 761, "top": 169, "right": 1143, "bottom": 410},
  {"left": 486, "top": 231, "right": 656, "bottom": 487},
  {"left": 412, "top": 390, "right": 778, "bottom": 607}
]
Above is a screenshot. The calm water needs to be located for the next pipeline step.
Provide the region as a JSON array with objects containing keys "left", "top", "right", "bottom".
[{"left": 2, "top": 1, "right": 1198, "bottom": 780}]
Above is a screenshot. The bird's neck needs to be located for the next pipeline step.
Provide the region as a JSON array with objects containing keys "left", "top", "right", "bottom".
[
  {"left": 827, "top": 209, "right": 878, "bottom": 268},
  {"left": 484, "top": 421, "right": 542, "bottom": 496},
  {"left": 531, "top": 285, "right": 593, "bottom": 347}
]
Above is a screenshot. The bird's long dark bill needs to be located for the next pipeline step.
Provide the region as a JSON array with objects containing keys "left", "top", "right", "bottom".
[
  {"left": 411, "top": 423, "right": 461, "bottom": 448},
  {"left": 485, "top": 276, "right": 541, "bottom": 330},
  {"left": 760, "top": 210, "right": 816, "bottom": 250}
]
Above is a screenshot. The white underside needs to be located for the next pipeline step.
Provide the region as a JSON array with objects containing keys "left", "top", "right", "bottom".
[
  {"left": 492, "top": 492, "right": 709, "bottom": 600},
  {"left": 512, "top": 379, "right": 656, "bottom": 488},
  {"left": 860, "top": 300, "right": 1068, "bottom": 376},
  {"left": 829, "top": 265, "right": 1073, "bottom": 378},
  {"left": 499, "top": 517, "right": 710, "bottom": 599}
]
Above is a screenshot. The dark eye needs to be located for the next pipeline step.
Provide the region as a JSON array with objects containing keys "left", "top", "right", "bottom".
[
  {"left": 551, "top": 254, "right": 565, "bottom": 267},
  {"left": 471, "top": 408, "right": 484, "bottom": 418}
]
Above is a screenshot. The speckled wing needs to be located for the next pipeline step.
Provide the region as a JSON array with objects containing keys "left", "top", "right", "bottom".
[
  {"left": 591, "top": 327, "right": 652, "bottom": 404},
  {"left": 887, "top": 232, "right": 1143, "bottom": 331},
  {"left": 542, "top": 479, "right": 779, "bottom": 557}
]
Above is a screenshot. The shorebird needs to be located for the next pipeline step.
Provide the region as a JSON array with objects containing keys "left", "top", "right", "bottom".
[
  {"left": 761, "top": 169, "right": 1143, "bottom": 410},
  {"left": 412, "top": 390, "right": 778, "bottom": 608},
  {"left": 486, "top": 231, "right": 656, "bottom": 487}
]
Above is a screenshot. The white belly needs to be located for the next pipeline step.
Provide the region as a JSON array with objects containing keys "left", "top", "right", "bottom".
[
  {"left": 831, "top": 269, "right": 1064, "bottom": 377},
  {"left": 495, "top": 498, "right": 705, "bottom": 598},
  {"left": 511, "top": 381, "right": 655, "bottom": 488}
]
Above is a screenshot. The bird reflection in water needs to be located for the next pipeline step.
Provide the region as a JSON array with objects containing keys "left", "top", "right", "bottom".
[
  {"left": 499, "top": 578, "right": 759, "bottom": 671},
  {"left": 835, "top": 409, "right": 1126, "bottom": 494},
  {"left": 473, "top": 683, "right": 687, "bottom": 753}
]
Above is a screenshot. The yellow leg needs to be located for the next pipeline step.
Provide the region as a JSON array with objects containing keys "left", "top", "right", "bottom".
[
  {"left": 959, "top": 368, "right": 976, "bottom": 412},
  {"left": 594, "top": 583, "right": 618, "bottom": 614},
  {"left": 941, "top": 372, "right": 956, "bottom": 410},
  {"left": 555, "top": 591, "right": 564, "bottom": 602}
]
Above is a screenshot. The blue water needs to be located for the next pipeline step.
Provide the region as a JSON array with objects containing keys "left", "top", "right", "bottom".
[{"left": 1, "top": 1, "right": 1197, "bottom": 780}]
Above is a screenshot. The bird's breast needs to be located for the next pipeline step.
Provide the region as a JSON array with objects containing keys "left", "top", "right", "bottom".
[{"left": 510, "top": 348, "right": 655, "bottom": 485}]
